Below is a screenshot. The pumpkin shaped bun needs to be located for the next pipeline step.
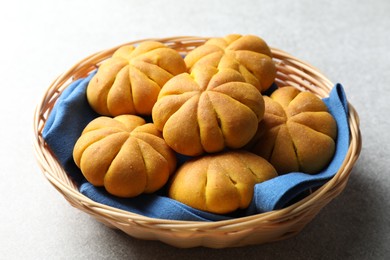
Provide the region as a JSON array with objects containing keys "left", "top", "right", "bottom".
[
  {"left": 250, "top": 87, "right": 337, "bottom": 174},
  {"left": 86, "top": 41, "right": 186, "bottom": 116},
  {"left": 168, "top": 151, "right": 278, "bottom": 214},
  {"left": 73, "top": 115, "right": 177, "bottom": 198},
  {"left": 152, "top": 65, "right": 265, "bottom": 156},
  {"left": 184, "top": 34, "right": 276, "bottom": 93}
]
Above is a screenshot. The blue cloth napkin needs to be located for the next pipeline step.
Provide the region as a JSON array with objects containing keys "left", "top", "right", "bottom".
[
  {"left": 42, "top": 72, "right": 99, "bottom": 184},
  {"left": 42, "top": 72, "right": 349, "bottom": 221}
]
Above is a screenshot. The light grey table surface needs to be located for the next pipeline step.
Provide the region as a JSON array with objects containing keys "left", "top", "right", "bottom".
[{"left": 1, "top": 0, "right": 389, "bottom": 259}]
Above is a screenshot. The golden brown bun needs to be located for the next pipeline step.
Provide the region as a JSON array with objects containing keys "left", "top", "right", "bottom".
[
  {"left": 73, "top": 115, "right": 177, "bottom": 198},
  {"left": 250, "top": 87, "right": 337, "bottom": 174},
  {"left": 168, "top": 150, "right": 277, "bottom": 214},
  {"left": 184, "top": 34, "right": 276, "bottom": 92},
  {"left": 86, "top": 41, "right": 186, "bottom": 116},
  {"left": 152, "top": 65, "right": 265, "bottom": 156}
]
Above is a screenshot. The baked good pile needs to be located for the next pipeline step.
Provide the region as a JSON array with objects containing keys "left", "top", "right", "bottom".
[{"left": 73, "top": 34, "right": 337, "bottom": 214}]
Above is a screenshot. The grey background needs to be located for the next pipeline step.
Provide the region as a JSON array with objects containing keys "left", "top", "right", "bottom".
[{"left": 1, "top": 0, "right": 389, "bottom": 259}]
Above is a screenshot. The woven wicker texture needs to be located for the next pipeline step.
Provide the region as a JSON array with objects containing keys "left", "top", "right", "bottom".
[{"left": 33, "top": 36, "right": 362, "bottom": 248}]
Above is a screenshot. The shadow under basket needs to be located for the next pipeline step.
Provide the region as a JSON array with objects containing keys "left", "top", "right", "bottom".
[{"left": 33, "top": 36, "right": 362, "bottom": 248}]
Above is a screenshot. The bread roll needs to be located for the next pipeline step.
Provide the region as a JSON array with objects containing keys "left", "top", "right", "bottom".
[
  {"left": 185, "top": 34, "right": 276, "bottom": 92},
  {"left": 168, "top": 151, "right": 277, "bottom": 214},
  {"left": 152, "top": 65, "right": 265, "bottom": 156},
  {"left": 86, "top": 41, "right": 186, "bottom": 116},
  {"left": 250, "top": 87, "right": 337, "bottom": 174},
  {"left": 73, "top": 115, "right": 177, "bottom": 197}
]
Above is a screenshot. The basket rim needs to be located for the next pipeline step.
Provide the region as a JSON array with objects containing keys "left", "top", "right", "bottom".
[{"left": 32, "top": 36, "right": 362, "bottom": 231}]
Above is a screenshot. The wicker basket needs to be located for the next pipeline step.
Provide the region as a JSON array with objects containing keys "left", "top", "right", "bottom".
[{"left": 33, "top": 36, "right": 362, "bottom": 248}]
